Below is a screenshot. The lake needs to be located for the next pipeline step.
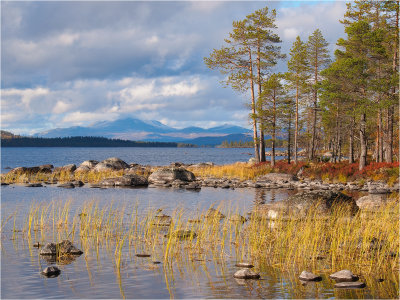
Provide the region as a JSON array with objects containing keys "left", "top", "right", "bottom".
[
  {"left": 1, "top": 147, "right": 262, "bottom": 172},
  {"left": 1, "top": 148, "right": 398, "bottom": 299},
  {"left": 1, "top": 184, "right": 397, "bottom": 299}
]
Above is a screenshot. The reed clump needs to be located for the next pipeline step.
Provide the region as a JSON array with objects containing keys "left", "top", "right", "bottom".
[{"left": 5, "top": 196, "right": 397, "bottom": 278}]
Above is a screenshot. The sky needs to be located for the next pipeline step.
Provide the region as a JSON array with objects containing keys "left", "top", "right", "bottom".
[{"left": 1, "top": 1, "right": 348, "bottom": 135}]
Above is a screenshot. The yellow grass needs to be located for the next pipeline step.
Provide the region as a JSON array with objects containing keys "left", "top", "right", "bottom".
[
  {"left": 189, "top": 162, "right": 272, "bottom": 181},
  {"left": 7, "top": 197, "right": 398, "bottom": 277}
]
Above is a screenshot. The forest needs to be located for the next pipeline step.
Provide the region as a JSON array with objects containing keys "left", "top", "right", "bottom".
[
  {"left": 0, "top": 134, "right": 193, "bottom": 148},
  {"left": 205, "top": 1, "right": 399, "bottom": 170}
]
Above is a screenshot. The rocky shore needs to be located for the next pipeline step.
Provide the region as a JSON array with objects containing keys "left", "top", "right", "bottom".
[{"left": 2, "top": 157, "right": 398, "bottom": 212}]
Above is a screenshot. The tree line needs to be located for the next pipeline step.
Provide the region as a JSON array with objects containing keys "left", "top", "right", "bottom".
[
  {"left": 1, "top": 135, "right": 195, "bottom": 148},
  {"left": 205, "top": 1, "right": 399, "bottom": 169}
]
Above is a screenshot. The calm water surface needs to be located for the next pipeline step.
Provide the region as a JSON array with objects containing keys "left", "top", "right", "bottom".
[
  {"left": 1, "top": 148, "right": 398, "bottom": 298},
  {"left": 1, "top": 147, "right": 263, "bottom": 172},
  {"left": 1, "top": 185, "right": 397, "bottom": 299}
]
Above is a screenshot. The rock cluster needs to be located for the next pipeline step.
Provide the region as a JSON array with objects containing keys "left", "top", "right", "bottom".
[{"left": 40, "top": 240, "right": 83, "bottom": 256}]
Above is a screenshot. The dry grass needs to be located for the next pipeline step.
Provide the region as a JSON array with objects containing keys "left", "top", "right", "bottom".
[{"left": 4, "top": 197, "right": 398, "bottom": 276}]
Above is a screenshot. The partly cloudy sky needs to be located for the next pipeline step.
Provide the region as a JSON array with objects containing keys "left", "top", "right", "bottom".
[{"left": 1, "top": 1, "right": 348, "bottom": 135}]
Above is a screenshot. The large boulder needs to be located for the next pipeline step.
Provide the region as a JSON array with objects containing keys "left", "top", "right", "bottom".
[
  {"left": 54, "top": 164, "right": 76, "bottom": 173},
  {"left": 148, "top": 167, "right": 195, "bottom": 184},
  {"left": 356, "top": 194, "right": 388, "bottom": 210},
  {"left": 76, "top": 160, "right": 99, "bottom": 172},
  {"left": 99, "top": 174, "right": 148, "bottom": 187},
  {"left": 257, "top": 173, "right": 298, "bottom": 183},
  {"left": 93, "top": 157, "right": 129, "bottom": 172},
  {"left": 254, "top": 190, "right": 358, "bottom": 219},
  {"left": 8, "top": 165, "right": 53, "bottom": 175}
]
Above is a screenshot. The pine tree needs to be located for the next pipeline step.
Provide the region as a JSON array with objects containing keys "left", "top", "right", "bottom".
[
  {"left": 306, "top": 29, "right": 330, "bottom": 160},
  {"left": 287, "top": 36, "right": 309, "bottom": 164},
  {"left": 204, "top": 20, "right": 260, "bottom": 162},
  {"left": 246, "top": 7, "right": 285, "bottom": 162}
]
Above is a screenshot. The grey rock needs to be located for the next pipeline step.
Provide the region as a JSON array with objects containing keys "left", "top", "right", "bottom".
[
  {"left": 329, "top": 270, "right": 359, "bottom": 282},
  {"left": 299, "top": 271, "right": 322, "bottom": 281},
  {"left": 334, "top": 281, "right": 366, "bottom": 289},
  {"left": 148, "top": 167, "right": 195, "bottom": 183},
  {"left": 235, "top": 262, "right": 254, "bottom": 268},
  {"left": 93, "top": 157, "right": 129, "bottom": 172},
  {"left": 77, "top": 160, "right": 99, "bottom": 171},
  {"left": 258, "top": 173, "right": 298, "bottom": 183},
  {"left": 356, "top": 194, "right": 388, "bottom": 210},
  {"left": 26, "top": 183, "right": 43, "bottom": 187},
  {"left": 254, "top": 190, "right": 358, "bottom": 219},
  {"left": 205, "top": 208, "right": 225, "bottom": 219},
  {"left": 57, "top": 183, "right": 75, "bottom": 189},
  {"left": 185, "top": 182, "right": 201, "bottom": 190},
  {"left": 39, "top": 164, "right": 54, "bottom": 173},
  {"left": 229, "top": 214, "right": 246, "bottom": 223},
  {"left": 41, "top": 266, "right": 61, "bottom": 277},
  {"left": 54, "top": 164, "right": 76, "bottom": 173},
  {"left": 166, "top": 230, "right": 197, "bottom": 239},
  {"left": 71, "top": 180, "right": 84, "bottom": 187},
  {"left": 233, "top": 268, "right": 260, "bottom": 279},
  {"left": 99, "top": 174, "right": 148, "bottom": 187},
  {"left": 40, "top": 240, "right": 83, "bottom": 256},
  {"left": 136, "top": 254, "right": 151, "bottom": 257}
]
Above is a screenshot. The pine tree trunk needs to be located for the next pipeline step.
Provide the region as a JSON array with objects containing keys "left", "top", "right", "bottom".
[
  {"left": 271, "top": 89, "right": 276, "bottom": 167},
  {"left": 349, "top": 116, "right": 355, "bottom": 164},
  {"left": 359, "top": 113, "right": 367, "bottom": 170},
  {"left": 294, "top": 81, "right": 299, "bottom": 164},
  {"left": 259, "top": 130, "right": 265, "bottom": 162},
  {"left": 249, "top": 50, "right": 260, "bottom": 163},
  {"left": 310, "top": 52, "right": 318, "bottom": 160},
  {"left": 288, "top": 113, "right": 292, "bottom": 164},
  {"left": 257, "top": 41, "right": 266, "bottom": 162},
  {"left": 385, "top": 3, "right": 398, "bottom": 163}
]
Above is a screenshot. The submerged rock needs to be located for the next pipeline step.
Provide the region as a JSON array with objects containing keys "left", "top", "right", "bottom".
[
  {"left": 233, "top": 268, "right": 260, "bottom": 279},
  {"left": 149, "top": 167, "right": 195, "bottom": 184},
  {"left": 205, "top": 208, "right": 225, "bottom": 219},
  {"left": 71, "top": 180, "right": 84, "bottom": 187},
  {"left": 40, "top": 240, "right": 83, "bottom": 256},
  {"left": 235, "top": 262, "right": 254, "bottom": 268},
  {"left": 94, "top": 157, "right": 129, "bottom": 172},
  {"left": 57, "top": 183, "right": 75, "bottom": 189},
  {"left": 299, "top": 271, "right": 322, "bottom": 281},
  {"left": 26, "top": 183, "right": 43, "bottom": 187},
  {"left": 334, "top": 281, "right": 366, "bottom": 289},
  {"left": 166, "top": 230, "right": 197, "bottom": 239},
  {"left": 229, "top": 214, "right": 246, "bottom": 223},
  {"left": 41, "top": 266, "right": 61, "bottom": 278},
  {"left": 329, "top": 270, "right": 359, "bottom": 282},
  {"left": 136, "top": 254, "right": 151, "bottom": 257}
]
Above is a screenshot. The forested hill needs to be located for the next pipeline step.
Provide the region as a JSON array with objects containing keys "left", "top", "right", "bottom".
[{"left": 1, "top": 135, "right": 195, "bottom": 148}]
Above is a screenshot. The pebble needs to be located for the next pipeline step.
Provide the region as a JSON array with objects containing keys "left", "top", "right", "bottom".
[
  {"left": 41, "top": 266, "right": 61, "bottom": 277},
  {"left": 329, "top": 270, "right": 359, "bottom": 282},
  {"left": 334, "top": 281, "right": 366, "bottom": 289},
  {"left": 136, "top": 254, "right": 151, "bottom": 258},
  {"left": 235, "top": 262, "right": 254, "bottom": 268},
  {"left": 233, "top": 268, "right": 260, "bottom": 279},
  {"left": 299, "top": 271, "right": 322, "bottom": 281}
]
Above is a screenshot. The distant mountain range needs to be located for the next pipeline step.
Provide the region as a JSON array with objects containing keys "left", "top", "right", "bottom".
[{"left": 33, "top": 117, "right": 251, "bottom": 146}]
